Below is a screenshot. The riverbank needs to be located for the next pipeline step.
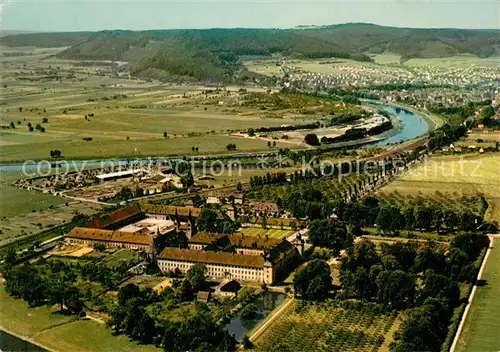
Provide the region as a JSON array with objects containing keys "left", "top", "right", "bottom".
[{"left": 390, "top": 102, "right": 446, "bottom": 131}]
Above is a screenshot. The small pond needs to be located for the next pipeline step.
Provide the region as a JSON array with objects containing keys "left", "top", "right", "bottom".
[{"left": 224, "top": 291, "right": 285, "bottom": 341}]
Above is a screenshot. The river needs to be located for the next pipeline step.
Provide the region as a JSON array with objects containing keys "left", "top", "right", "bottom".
[{"left": 365, "top": 102, "right": 429, "bottom": 147}]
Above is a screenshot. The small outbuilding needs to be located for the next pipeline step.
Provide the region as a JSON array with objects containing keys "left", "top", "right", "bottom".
[
  {"left": 215, "top": 279, "right": 242, "bottom": 298},
  {"left": 196, "top": 291, "right": 211, "bottom": 303}
]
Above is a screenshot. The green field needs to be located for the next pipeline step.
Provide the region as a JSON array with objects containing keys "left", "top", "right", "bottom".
[
  {"left": 0, "top": 170, "right": 65, "bottom": 219},
  {"left": 238, "top": 227, "right": 295, "bottom": 239},
  {"left": 0, "top": 286, "right": 76, "bottom": 337},
  {"left": 0, "top": 169, "right": 103, "bottom": 245},
  {"left": 378, "top": 153, "right": 500, "bottom": 224},
  {"left": 33, "top": 319, "right": 160, "bottom": 352},
  {"left": 455, "top": 239, "right": 500, "bottom": 352},
  {"left": 404, "top": 56, "right": 500, "bottom": 68},
  {"left": 0, "top": 65, "right": 312, "bottom": 162},
  {"left": 0, "top": 132, "right": 293, "bottom": 162},
  {"left": 101, "top": 249, "right": 142, "bottom": 268},
  {"left": 253, "top": 300, "right": 398, "bottom": 352}
]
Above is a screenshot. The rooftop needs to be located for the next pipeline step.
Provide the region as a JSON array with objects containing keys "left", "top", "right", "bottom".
[
  {"left": 189, "top": 232, "right": 226, "bottom": 245},
  {"left": 66, "top": 226, "right": 154, "bottom": 246},
  {"left": 141, "top": 204, "right": 201, "bottom": 217},
  {"left": 189, "top": 232, "right": 283, "bottom": 250},
  {"left": 87, "top": 205, "right": 143, "bottom": 229},
  {"left": 95, "top": 169, "right": 142, "bottom": 180},
  {"left": 158, "top": 248, "right": 266, "bottom": 268}
]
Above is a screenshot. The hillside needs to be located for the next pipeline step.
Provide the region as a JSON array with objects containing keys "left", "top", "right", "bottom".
[
  {"left": 1, "top": 24, "right": 498, "bottom": 81},
  {"left": 0, "top": 31, "right": 94, "bottom": 47}
]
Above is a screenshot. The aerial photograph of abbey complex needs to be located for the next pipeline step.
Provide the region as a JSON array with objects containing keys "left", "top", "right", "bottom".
[{"left": 0, "top": 0, "right": 499, "bottom": 351}]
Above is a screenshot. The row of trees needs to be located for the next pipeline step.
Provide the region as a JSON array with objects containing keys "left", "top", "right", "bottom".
[
  {"left": 249, "top": 171, "right": 287, "bottom": 187},
  {"left": 337, "top": 196, "right": 486, "bottom": 234},
  {"left": 427, "top": 100, "right": 491, "bottom": 123},
  {"left": 49, "top": 149, "right": 62, "bottom": 158},
  {"left": 320, "top": 121, "right": 392, "bottom": 145},
  {"left": 427, "top": 123, "right": 468, "bottom": 151},
  {"left": 247, "top": 122, "right": 320, "bottom": 135},
  {"left": 5, "top": 262, "right": 84, "bottom": 314}
]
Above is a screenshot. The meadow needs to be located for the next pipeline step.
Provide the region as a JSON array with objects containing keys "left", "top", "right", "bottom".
[
  {"left": 101, "top": 249, "right": 142, "bottom": 269},
  {"left": 33, "top": 320, "right": 160, "bottom": 352},
  {"left": 455, "top": 238, "right": 500, "bottom": 352},
  {"left": 378, "top": 153, "right": 500, "bottom": 224},
  {"left": 404, "top": 55, "right": 500, "bottom": 68},
  {"left": 0, "top": 56, "right": 312, "bottom": 162},
  {"left": 0, "top": 169, "right": 102, "bottom": 245},
  {"left": 0, "top": 286, "right": 76, "bottom": 337},
  {"left": 253, "top": 300, "right": 398, "bottom": 352}
]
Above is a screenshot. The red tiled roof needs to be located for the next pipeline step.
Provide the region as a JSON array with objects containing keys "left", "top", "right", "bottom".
[{"left": 87, "top": 205, "right": 143, "bottom": 229}]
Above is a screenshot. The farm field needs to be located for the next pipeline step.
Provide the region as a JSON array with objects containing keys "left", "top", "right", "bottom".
[
  {"left": 0, "top": 169, "right": 66, "bottom": 218},
  {"left": 455, "top": 238, "right": 500, "bottom": 352},
  {"left": 378, "top": 153, "right": 500, "bottom": 224},
  {"left": 253, "top": 300, "right": 398, "bottom": 352},
  {"left": 0, "top": 55, "right": 317, "bottom": 163},
  {"left": 404, "top": 55, "right": 500, "bottom": 68},
  {"left": 238, "top": 227, "right": 295, "bottom": 239},
  {"left": 372, "top": 53, "right": 402, "bottom": 65},
  {"left": 0, "top": 133, "right": 292, "bottom": 162},
  {"left": 0, "top": 170, "right": 102, "bottom": 244},
  {"left": 456, "top": 132, "right": 500, "bottom": 150}
]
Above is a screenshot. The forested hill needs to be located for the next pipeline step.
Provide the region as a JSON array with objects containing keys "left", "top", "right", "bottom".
[{"left": 1, "top": 24, "right": 499, "bottom": 81}]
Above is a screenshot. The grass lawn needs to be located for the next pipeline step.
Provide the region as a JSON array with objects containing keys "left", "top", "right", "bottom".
[
  {"left": 0, "top": 286, "right": 75, "bottom": 337},
  {"left": 147, "top": 301, "right": 198, "bottom": 323},
  {"left": 33, "top": 319, "right": 160, "bottom": 352},
  {"left": 0, "top": 170, "right": 66, "bottom": 219},
  {"left": 378, "top": 153, "right": 500, "bottom": 224},
  {"left": 455, "top": 239, "right": 500, "bottom": 352},
  {"left": 238, "top": 227, "right": 295, "bottom": 239},
  {"left": 120, "top": 275, "right": 165, "bottom": 290},
  {"left": 101, "top": 249, "right": 141, "bottom": 268}
]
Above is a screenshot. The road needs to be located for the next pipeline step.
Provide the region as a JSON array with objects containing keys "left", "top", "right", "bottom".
[
  {"left": 449, "top": 235, "right": 497, "bottom": 352},
  {"left": 248, "top": 297, "right": 295, "bottom": 343}
]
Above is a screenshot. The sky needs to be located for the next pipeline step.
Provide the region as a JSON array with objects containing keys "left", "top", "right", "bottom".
[{"left": 0, "top": 0, "right": 498, "bottom": 32}]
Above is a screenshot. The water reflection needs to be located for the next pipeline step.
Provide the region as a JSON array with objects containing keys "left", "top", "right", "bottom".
[{"left": 224, "top": 291, "right": 285, "bottom": 341}]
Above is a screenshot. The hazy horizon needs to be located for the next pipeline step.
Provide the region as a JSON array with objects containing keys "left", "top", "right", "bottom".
[
  {"left": 1, "top": 22, "right": 500, "bottom": 34},
  {"left": 1, "top": 0, "right": 498, "bottom": 32}
]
